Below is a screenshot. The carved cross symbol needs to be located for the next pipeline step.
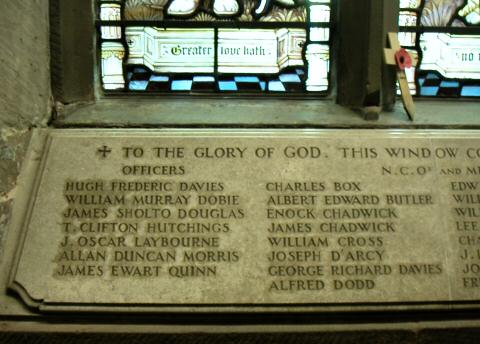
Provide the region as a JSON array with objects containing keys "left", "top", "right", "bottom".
[
  {"left": 384, "top": 32, "right": 418, "bottom": 121},
  {"left": 97, "top": 145, "right": 112, "bottom": 159}
]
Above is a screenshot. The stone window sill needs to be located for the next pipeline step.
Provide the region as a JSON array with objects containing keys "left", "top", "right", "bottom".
[{"left": 54, "top": 98, "right": 480, "bottom": 129}]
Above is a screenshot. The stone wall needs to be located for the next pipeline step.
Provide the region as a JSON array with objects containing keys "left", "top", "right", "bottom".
[{"left": 0, "top": 0, "right": 51, "bottom": 260}]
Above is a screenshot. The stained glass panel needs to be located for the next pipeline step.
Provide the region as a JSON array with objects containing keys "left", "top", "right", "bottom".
[
  {"left": 99, "top": 0, "right": 332, "bottom": 94},
  {"left": 399, "top": 0, "right": 480, "bottom": 97}
]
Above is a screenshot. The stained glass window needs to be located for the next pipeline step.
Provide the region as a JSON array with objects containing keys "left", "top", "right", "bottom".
[
  {"left": 399, "top": 0, "right": 480, "bottom": 97},
  {"left": 98, "top": 0, "right": 332, "bottom": 94}
]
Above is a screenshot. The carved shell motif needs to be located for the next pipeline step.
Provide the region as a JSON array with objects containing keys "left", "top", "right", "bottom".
[
  {"left": 125, "top": 0, "right": 168, "bottom": 20},
  {"left": 260, "top": 6, "right": 306, "bottom": 22},
  {"left": 421, "top": 0, "right": 466, "bottom": 26},
  {"left": 124, "top": 0, "right": 306, "bottom": 22}
]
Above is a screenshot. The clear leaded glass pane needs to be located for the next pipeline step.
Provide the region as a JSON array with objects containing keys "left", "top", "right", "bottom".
[
  {"left": 99, "top": 0, "right": 332, "bottom": 94},
  {"left": 399, "top": 0, "right": 480, "bottom": 97}
]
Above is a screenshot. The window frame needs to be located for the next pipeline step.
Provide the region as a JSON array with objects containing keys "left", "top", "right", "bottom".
[
  {"left": 50, "top": 0, "right": 480, "bottom": 127},
  {"left": 96, "top": 0, "right": 335, "bottom": 97},
  {"left": 398, "top": 0, "right": 480, "bottom": 99}
]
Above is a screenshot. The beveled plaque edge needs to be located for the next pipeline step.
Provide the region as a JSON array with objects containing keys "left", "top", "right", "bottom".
[{"left": 7, "top": 129, "right": 52, "bottom": 310}]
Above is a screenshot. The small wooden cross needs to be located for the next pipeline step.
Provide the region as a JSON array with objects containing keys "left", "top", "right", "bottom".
[{"left": 384, "top": 32, "right": 418, "bottom": 120}]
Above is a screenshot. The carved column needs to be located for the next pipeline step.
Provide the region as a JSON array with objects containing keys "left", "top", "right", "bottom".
[
  {"left": 100, "top": 1, "right": 126, "bottom": 90},
  {"left": 305, "top": 0, "right": 331, "bottom": 92}
]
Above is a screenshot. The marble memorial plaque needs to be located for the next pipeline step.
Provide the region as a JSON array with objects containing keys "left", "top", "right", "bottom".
[{"left": 8, "top": 129, "right": 480, "bottom": 312}]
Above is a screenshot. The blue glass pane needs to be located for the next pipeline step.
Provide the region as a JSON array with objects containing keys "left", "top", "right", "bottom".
[
  {"left": 129, "top": 80, "right": 148, "bottom": 90},
  {"left": 268, "top": 81, "right": 286, "bottom": 92},
  {"left": 235, "top": 76, "right": 260, "bottom": 83},
  {"left": 150, "top": 75, "right": 169, "bottom": 82},
  {"left": 279, "top": 74, "right": 302, "bottom": 83},
  {"left": 219, "top": 81, "right": 237, "bottom": 91},
  {"left": 194, "top": 76, "right": 215, "bottom": 82},
  {"left": 420, "top": 86, "right": 439, "bottom": 96},
  {"left": 461, "top": 86, "right": 480, "bottom": 97},
  {"left": 171, "top": 80, "right": 193, "bottom": 91},
  {"left": 440, "top": 81, "right": 460, "bottom": 88}
]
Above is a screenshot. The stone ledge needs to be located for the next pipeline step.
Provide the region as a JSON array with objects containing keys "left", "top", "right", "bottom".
[{"left": 55, "top": 99, "right": 480, "bottom": 129}]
